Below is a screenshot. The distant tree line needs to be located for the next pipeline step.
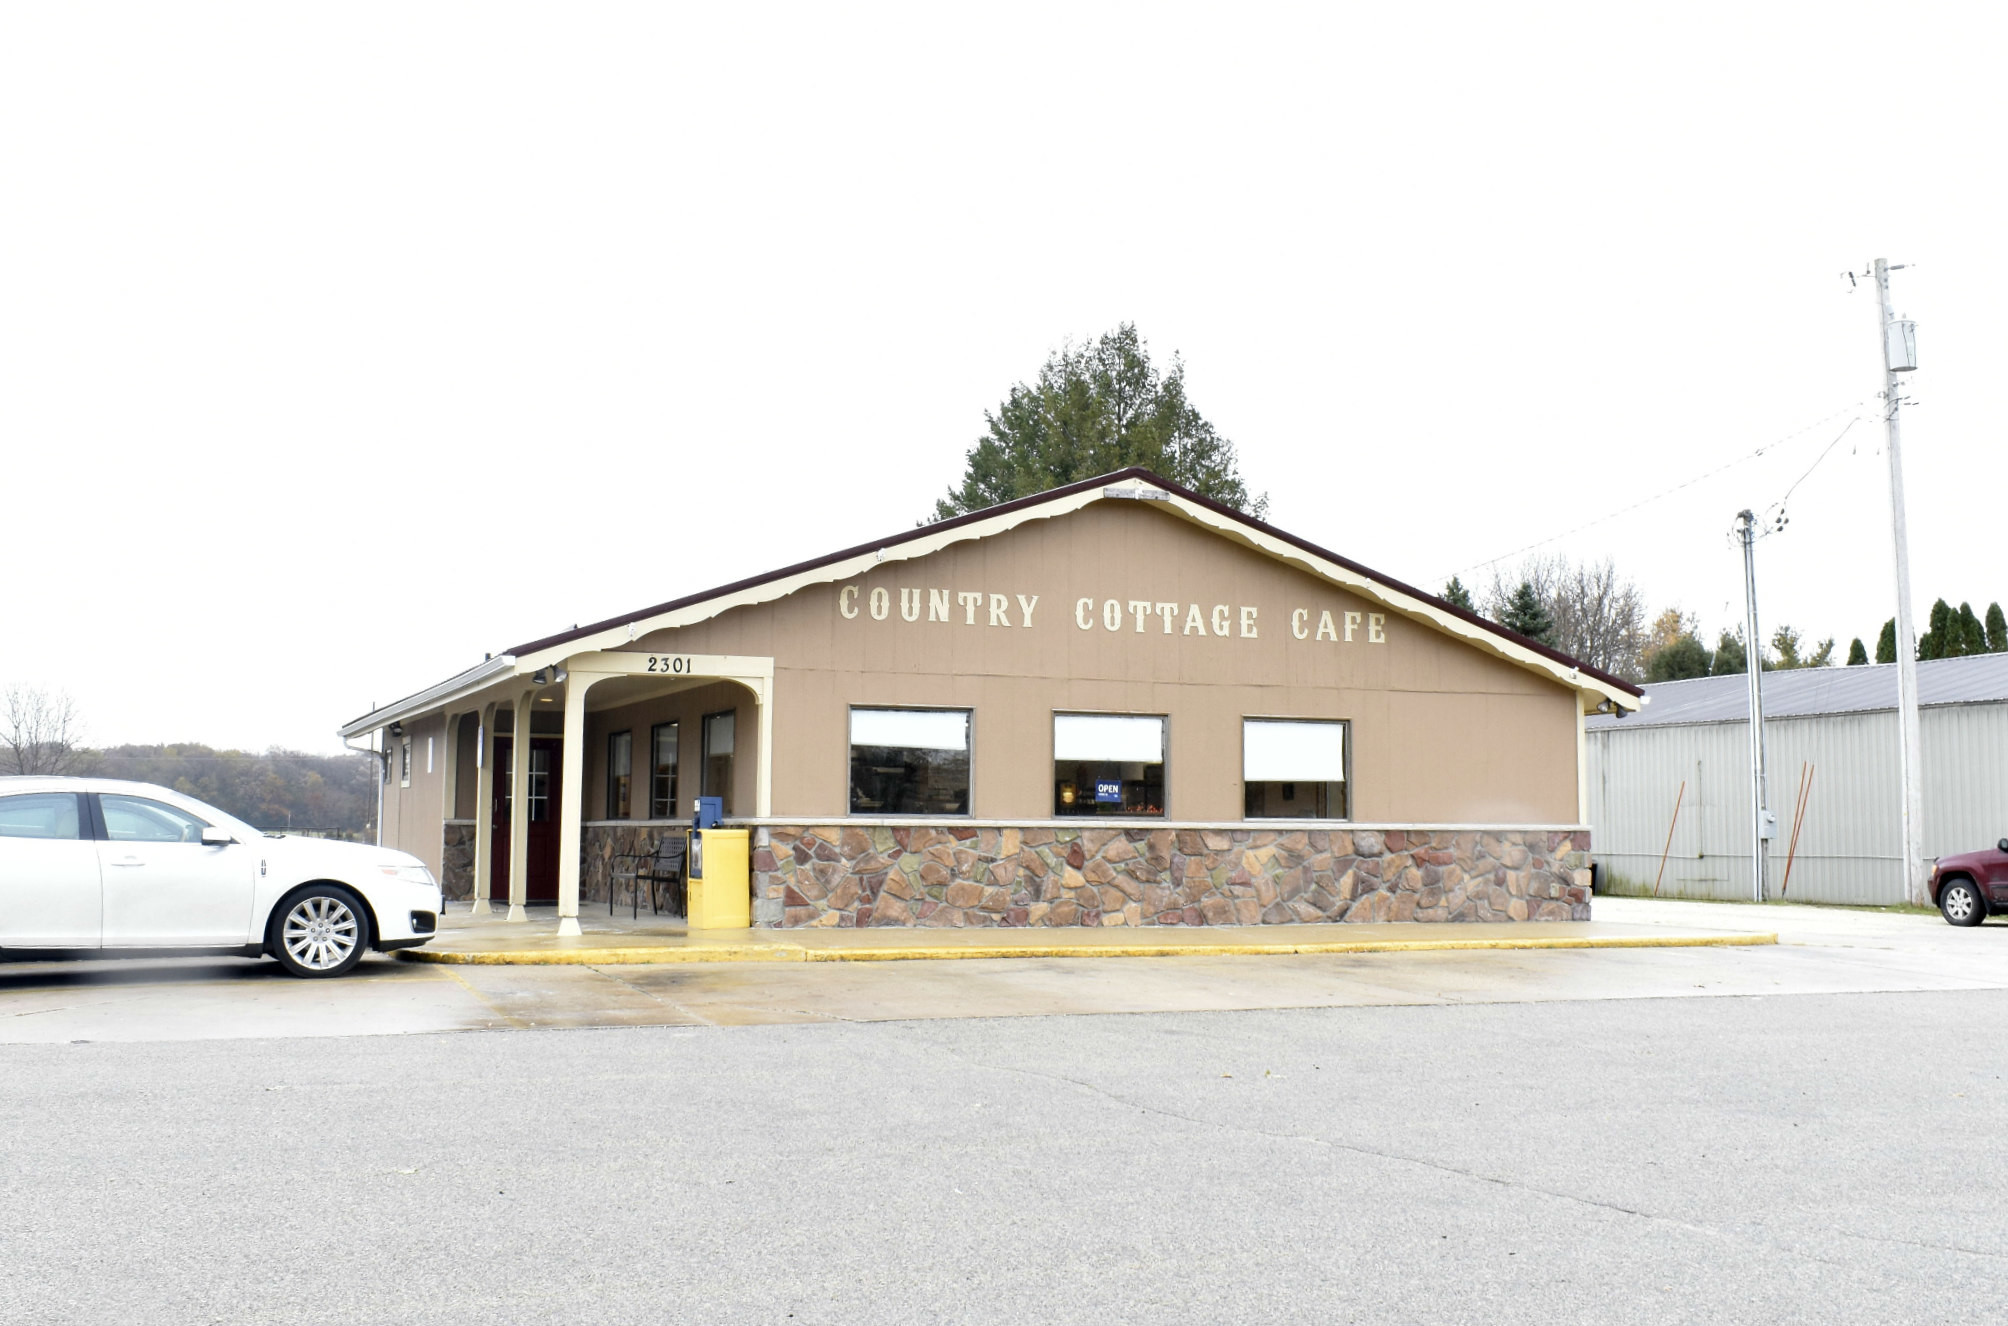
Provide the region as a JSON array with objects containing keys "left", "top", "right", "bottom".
[
  {"left": 1859, "top": 599, "right": 2008, "bottom": 664},
  {"left": 86, "top": 744, "right": 378, "bottom": 834},
  {"left": 1437, "top": 570, "right": 2006, "bottom": 686},
  {"left": 3, "top": 686, "right": 377, "bottom": 835}
]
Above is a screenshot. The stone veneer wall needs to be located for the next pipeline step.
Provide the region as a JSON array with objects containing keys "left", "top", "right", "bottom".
[
  {"left": 441, "top": 821, "right": 476, "bottom": 901},
  {"left": 753, "top": 825, "right": 1591, "bottom": 928}
]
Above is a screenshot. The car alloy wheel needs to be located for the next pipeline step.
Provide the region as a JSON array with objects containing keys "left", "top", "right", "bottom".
[
  {"left": 1940, "top": 880, "right": 1984, "bottom": 928},
  {"left": 279, "top": 892, "right": 364, "bottom": 973}
]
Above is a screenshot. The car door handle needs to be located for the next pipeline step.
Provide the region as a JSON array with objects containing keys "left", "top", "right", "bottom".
[{"left": 108, "top": 855, "right": 145, "bottom": 867}]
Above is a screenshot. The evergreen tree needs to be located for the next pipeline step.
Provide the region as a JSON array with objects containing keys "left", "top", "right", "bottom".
[
  {"left": 1441, "top": 576, "right": 1474, "bottom": 611},
  {"left": 1846, "top": 637, "right": 1868, "bottom": 666},
  {"left": 1712, "top": 629, "right": 1748, "bottom": 676},
  {"left": 1919, "top": 598, "right": 1954, "bottom": 660},
  {"left": 933, "top": 324, "right": 1265, "bottom": 520},
  {"left": 1497, "top": 581, "right": 1554, "bottom": 644},
  {"left": 1987, "top": 602, "right": 2008, "bottom": 653},
  {"left": 1645, "top": 633, "right": 1712, "bottom": 682},
  {"left": 1956, "top": 602, "right": 1986, "bottom": 656},
  {"left": 1876, "top": 618, "right": 1896, "bottom": 664}
]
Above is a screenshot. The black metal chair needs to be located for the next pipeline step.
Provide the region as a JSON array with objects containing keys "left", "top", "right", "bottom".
[{"left": 609, "top": 836, "right": 687, "bottom": 918}]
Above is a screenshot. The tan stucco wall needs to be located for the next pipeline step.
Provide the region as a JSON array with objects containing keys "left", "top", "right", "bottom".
[
  {"left": 581, "top": 681, "right": 756, "bottom": 822},
  {"left": 452, "top": 714, "right": 479, "bottom": 820},
  {"left": 380, "top": 711, "right": 449, "bottom": 876},
  {"left": 564, "top": 501, "right": 1583, "bottom": 825}
]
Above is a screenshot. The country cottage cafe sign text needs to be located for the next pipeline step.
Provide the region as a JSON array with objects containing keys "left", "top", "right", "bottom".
[{"left": 836, "top": 585, "right": 1386, "bottom": 644}]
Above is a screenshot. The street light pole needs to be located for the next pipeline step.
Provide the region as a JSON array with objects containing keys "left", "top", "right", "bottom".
[
  {"left": 1736, "top": 509, "right": 1770, "bottom": 902},
  {"left": 1871, "top": 258, "right": 1927, "bottom": 905}
]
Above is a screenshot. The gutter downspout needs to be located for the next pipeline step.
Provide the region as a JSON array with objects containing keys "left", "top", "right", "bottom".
[{"left": 344, "top": 729, "right": 389, "bottom": 847}]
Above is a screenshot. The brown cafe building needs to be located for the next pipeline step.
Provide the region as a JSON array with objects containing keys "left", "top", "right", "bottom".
[{"left": 341, "top": 470, "right": 1643, "bottom": 935}]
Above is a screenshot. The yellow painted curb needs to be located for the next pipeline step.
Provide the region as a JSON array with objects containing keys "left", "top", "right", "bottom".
[
  {"left": 398, "top": 931, "right": 1777, "bottom": 966},
  {"left": 399, "top": 945, "right": 806, "bottom": 966}
]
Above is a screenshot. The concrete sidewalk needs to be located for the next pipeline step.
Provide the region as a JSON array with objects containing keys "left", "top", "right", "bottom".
[{"left": 400, "top": 905, "right": 1776, "bottom": 965}]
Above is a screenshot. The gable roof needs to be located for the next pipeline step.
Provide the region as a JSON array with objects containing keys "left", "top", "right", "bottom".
[{"left": 341, "top": 468, "right": 1641, "bottom": 738}]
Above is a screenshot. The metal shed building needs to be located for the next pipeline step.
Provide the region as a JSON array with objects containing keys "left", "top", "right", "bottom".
[{"left": 1585, "top": 654, "right": 2008, "bottom": 904}]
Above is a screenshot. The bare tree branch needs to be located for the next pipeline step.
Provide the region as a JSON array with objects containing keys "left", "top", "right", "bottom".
[
  {"left": 1484, "top": 556, "right": 1648, "bottom": 681},
  {"left": 2, "top": 685, "right": 89, "bottom": 776}
]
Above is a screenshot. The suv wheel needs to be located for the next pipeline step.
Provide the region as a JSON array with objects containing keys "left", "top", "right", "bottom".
[
  {"left": 1939, "top": 878, "right": 1985, "bottom": 928},
  {"left": 270, "top": 885, "right": 372, "bottom": 977}
]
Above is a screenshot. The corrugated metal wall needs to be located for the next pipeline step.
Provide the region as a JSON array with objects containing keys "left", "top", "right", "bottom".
[{"left": 1587, "top": 702, "right": 2008, "bottom": 904}]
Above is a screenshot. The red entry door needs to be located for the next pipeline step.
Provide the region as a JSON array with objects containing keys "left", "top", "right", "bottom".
[{"left": 491, "top": 737, "right": 563, "bottom": 904}]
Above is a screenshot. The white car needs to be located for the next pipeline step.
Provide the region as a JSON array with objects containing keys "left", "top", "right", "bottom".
[{"left": 0, "top": 776, "right": 442, "bottom": 977}]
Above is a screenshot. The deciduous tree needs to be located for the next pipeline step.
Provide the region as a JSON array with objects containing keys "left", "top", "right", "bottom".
[
  {"left": 1, "top": 685, "right": 88, "bottom": 776},
  {"left": 1767, "top": 626, "right": 1833, "bottom": 671}
]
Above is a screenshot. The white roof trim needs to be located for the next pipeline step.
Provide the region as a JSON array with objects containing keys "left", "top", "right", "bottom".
[
  {"left": 1145, "top": 492, "right": 1641, "bottom": 711},
  {"left": 516, "top": 474, "right": 1637, "bottom": 711},
  {"left": 358, "top": 473, "right": 1638, "bottom": 734},
  {"left": 509, "top": 480, "right": 1115, "bottom": 674},
  {"left": 337, "top": 655, "right": 517, "bottom": 740}
]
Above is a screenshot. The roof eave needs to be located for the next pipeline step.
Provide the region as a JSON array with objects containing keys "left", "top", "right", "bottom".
[
  {"left": 504, "top": 468, "right": 1644, "bottom": 707},
  {"left": 336, "top": 655, "right": 518, "bottom": 740}
]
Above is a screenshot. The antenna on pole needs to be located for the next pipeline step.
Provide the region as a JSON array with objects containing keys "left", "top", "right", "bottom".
[{"left": 1867, "top": 258, "right": 1927, "bottom": 905}]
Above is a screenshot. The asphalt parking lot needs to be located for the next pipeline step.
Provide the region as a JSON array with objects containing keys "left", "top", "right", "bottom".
[{"left": 3, "top": 898, "right": 2005, "bottom": 1324}]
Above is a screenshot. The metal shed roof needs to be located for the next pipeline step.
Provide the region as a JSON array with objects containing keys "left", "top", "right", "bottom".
[{"left": 1588, "top": 652, "right": 2008, "bottom": 730}]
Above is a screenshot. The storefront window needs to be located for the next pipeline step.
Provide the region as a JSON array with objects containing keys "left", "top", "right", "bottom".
[
  {"left": 606, "top": 730, "right": 632, "bottom": 819},
  {"left": 650, "top": 722, "right": 678, "bottom": 818},
  {"left": 1053, "top": 713, "right": 1165, "bottom": 817},
  {"left": 702, "top": 710, "right": 735, "bottom": 815},
  {"left": 1242, "top": 718, "right": 1348, "bottom": 819},
  {"left": 848, "top": 708, "right": 971, "bottom": 815}
]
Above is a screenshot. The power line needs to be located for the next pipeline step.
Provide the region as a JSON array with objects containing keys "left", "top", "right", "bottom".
[
  {"left": 1433, "top": 402, "right": 1871, "bottom": 587},
  {"left": 1755, "top": 415, "right": 1867, "bottom": 538}
]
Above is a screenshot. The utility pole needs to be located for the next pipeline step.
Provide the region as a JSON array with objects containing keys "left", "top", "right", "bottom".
[
  {"left": 1735, "top": 509, "right": 1770, "bottom": 902},
  {"left": 1871, "top": 258, "right": 1926, "bottom": 905}
]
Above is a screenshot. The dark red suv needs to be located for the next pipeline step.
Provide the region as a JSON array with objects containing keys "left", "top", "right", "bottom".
[{"left": 1932, "top": 839, "right": 2008, "bottom": 926}]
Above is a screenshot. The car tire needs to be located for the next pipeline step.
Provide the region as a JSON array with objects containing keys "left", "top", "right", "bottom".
[
  {"left": 269, "top": 884, "right": 373, "bottom": 977},
  {"left": 1938, "top": 878, "right": 1985, "bottom": 928}
]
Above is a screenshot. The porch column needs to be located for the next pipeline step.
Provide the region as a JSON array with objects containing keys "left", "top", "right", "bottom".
[
  {"left": 752, "top": 676, "right": 773, "bottom": 816},
  {"left": 439, "top": 712, "right": 460, "bottom": 891},
  {"left": 1576, "top": 699, "right": 1590, "bottom": 826},
  {"left": 471, "top": 700, "right": 497, "bottom": 915},
  {"left": 507, "top": 689, "right": 533, "bottom": 922},
  {"left": 554, "top": 667, "right": 592, "bottom": 937}
]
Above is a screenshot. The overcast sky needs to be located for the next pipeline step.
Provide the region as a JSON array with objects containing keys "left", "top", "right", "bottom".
[{"left": 4, "top": 3, "right": 2002, "bottom": 754}]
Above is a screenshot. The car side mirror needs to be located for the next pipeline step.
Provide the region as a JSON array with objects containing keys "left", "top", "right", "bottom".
[
  {"left": 201, "top": 827, "right": 236, "bottom": 847},
  {"left": 1999, "top": 838, "right": 2008, "bottom": 854}
]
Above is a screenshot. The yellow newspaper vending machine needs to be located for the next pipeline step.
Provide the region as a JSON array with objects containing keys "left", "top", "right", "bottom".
[{"left": 686, "top": 797, "right": 750, "bottom": 930}]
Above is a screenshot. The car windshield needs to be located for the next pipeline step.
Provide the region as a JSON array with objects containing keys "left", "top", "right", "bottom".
[{"left": 136, "top": 789, "right": 263, "bottom": 842}]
